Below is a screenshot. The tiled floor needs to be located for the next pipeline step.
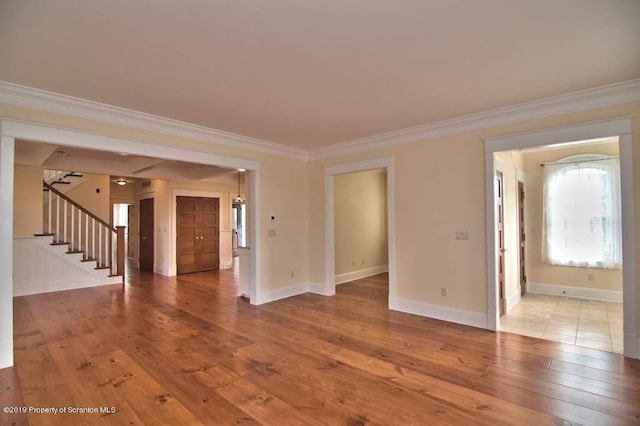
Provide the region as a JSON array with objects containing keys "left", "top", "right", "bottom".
[{"left": 499, "top": 293, "right": 623, "bottom": 354}]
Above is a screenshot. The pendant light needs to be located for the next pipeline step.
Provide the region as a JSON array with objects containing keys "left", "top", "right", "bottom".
[{"left": 234, "top": 170, "right": 245, "bottom": 204}]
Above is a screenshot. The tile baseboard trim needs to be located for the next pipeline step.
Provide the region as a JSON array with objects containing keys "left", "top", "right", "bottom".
[{"left": 527, "top": 282, "right": 622, "bottom": 303}]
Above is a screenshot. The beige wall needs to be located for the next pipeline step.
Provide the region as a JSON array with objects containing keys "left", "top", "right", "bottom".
[
  {"left": 110, "top": 180, "right": 137, "bottom": 202},
  {"left": 2, "top": 100, "right": 639, "bottom": 335},
  {"left": 334, "top": 169, "right": 388, "bottom": 276},
  {"left": 495, "top": 151, "right": 524, "bottom": 301},
  {"left": 65, "top": 172, "right": 111, "bottom": 223},
  {"left": 308, "top": 101, "right": 640, "bottom": 327},
  {"left": 522, "top": 142, "right": 622, "bottom": 291},
  {"left": 259, "top": 157, "right": 309, "bottom": 290},
  {"left": 13, "top": 165, "right": 42, "bottom": 237}
]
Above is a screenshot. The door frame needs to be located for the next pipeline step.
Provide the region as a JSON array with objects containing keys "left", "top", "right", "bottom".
[
  {"left": 138, "top": 196, "right": 155, "bottom": 272},
  {"left": 495, "top": 169, "right": 506, "bottom": 316},
  {"left": 484, "top": 116, "right": 637, "bottom": 358},
  {"left": 516, "top": 171, "right": 526, "bottom": 297},
  {"left": 323, "top": 156, "right": 396, "bottom": 305}
]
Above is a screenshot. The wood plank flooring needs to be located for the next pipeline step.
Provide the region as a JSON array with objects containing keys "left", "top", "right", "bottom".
[{"left": 1, "top": 268, "right": 640, "bottom": 425}]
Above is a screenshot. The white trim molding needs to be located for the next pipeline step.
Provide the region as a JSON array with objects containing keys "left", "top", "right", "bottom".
[
  {"left": 324, "top": 156, "right": 396, "bottom": 303},
  {"left": 309, "top": 79, "right": 640, "bottom": 160},
  {"left": 335, "top": 265, "right": 389, "bottom": 285},
  {"left": 484, "top": 116, "right": 637, "bottom": 359},
  {"left": 2, "top": 79, "right": 639, "bottom": 162},
  {"left": 0, "top": 135, "right": 15, "bottom": 368},
  {"left": 389, "top": 297, "right": 487, "bottom": 329},
  {"left": 1, "top": 119, "right": 260, "bottom": 172},
  {"left": 255, "top": 283, "right": 309, "bottom": 305},
  {"left": 0, "top": 81, "right": 307, "bottom": 160},
  {"left": 527, "top": 282, "right": 622, "bottom": 303},
  {"left": 308, "top": 282, "right": 332, "bottom": 296},
  {"left": 506, "top": 290, "right": 522, "bottom": 314}
]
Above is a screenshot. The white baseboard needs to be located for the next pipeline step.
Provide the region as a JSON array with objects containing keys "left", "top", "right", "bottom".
[
  {"left": 622, "top": 333, "right": 640, "bottom": 359},
  {"left": 389, "top": 297, "right": 487, "bottom": 329},
  {"left": 506, "top": 290, "right": 521, "bottom": 313},
  {"left": 335, "top": 265, "right": 388, "bottom": 285},
  {"left": 255, "top": 282, "right": 309, "bottom": 305},
  {"left": 308, "top": 282, "right": 334, "bottom": 296},
  {"left": 527, "top": 282, "right": 622, "bottom": 303},
  {"left": 220, "top": 258, "right": 234, "bottom": 269},
  {"left": 14, "top": 278, "right": 121, "bottom": 297},
  {"left": 0, "top": 336, "right": 13, "bottom": 369}
]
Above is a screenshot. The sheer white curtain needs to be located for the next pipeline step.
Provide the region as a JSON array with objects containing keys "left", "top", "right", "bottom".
[{"left": 542, "top": 155, "right": 621, "bottom": 269}]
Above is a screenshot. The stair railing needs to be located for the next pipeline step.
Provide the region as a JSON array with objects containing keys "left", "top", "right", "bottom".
[{"left": 43, "top": 181, "right": 125, "bottom": 278}]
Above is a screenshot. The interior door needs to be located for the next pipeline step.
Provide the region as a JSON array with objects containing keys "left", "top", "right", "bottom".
[
  {"left": 177, "top": 197, "right": 198, "bottom": 274},
  {"left": 139, "top": 198, "right": 154, "bottom": 272},
  {"left": 518, "top": 181, "right": 527, "bottom": 296},
  {"left": 198, "top": 197, "right": 219, "bottom": 271},
  {"left": 177, "top": 196, "right": 219, "bottom": 274},
  {"left": 496, "top": 171, "right": 506, "bottom": 316}
]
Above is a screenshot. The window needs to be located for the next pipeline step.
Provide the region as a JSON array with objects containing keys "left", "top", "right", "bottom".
[{"left": 542, "top": 154, "right": 621, "bottom": 269}]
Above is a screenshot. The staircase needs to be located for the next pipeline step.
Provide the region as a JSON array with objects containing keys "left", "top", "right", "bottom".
[
  {"left": 43, "top": 169, "right": 85, "bottom": 193},
  {"left": 39, "top": 178, "right": 125, "bottom": 281}
]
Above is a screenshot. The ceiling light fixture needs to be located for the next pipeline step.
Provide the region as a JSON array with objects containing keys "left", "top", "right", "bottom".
[
  {"left": 116, "top": 179, "right": 127, "bottom": 186},
  {"left": 234, "top": 170, "right": 245, "bottom": 204}
]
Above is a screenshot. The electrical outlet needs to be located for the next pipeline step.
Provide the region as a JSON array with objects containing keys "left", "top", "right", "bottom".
[
  {"left": 352, "top": 260, "right": 356, "bottom": 266},
  {"left": 290, "top": 271, "right": 294, "bottom": 278},
  {"left": 441, "top": 288, "right": 447, "bottom": 297},
  {"left": 268, "top": 229, "right": 276, "bottom": 237},
  {"left": 587, "top": 272, "right": 594, "bottom": 281},
  {"left": 455, "top": 231, "right": 469, "bottom": 240},
  {"left": 362, "top": 259, "right": 365, "bottom": 265}
]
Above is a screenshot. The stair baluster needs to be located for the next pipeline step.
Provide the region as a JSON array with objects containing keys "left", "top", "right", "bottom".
[{"left": 42, "top": 181, "right": 124, "bottom": 278}]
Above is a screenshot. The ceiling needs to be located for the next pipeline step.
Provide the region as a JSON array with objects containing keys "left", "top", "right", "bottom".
[
  {"left": 14, "top": 139, "right": 241, "bottom": 185},
  {"left": 1, "top": 0, "right": 639, "bottom": 150}
]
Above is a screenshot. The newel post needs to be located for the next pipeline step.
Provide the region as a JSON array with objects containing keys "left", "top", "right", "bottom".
[{"left": 116, "top": 226, "right": 126, "bottom": 281}]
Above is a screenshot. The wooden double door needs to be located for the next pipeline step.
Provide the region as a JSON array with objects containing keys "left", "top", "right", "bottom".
[{"left": 177, "top": 196, "right": 219, "bottom": 274}]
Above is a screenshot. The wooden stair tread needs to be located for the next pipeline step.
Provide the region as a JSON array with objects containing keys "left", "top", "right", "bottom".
[
  {"left": 34, "top": 233, "right": 55, "bottom": 237},
  {"left": 50, "top": 242, "right": 69, "bottom": 246},
  {"left": 66, "top": 250, "right": 84, "bottom": 254},
  {"left": 108, "top": 274, "right": 123, "bottom": 278},
  {"left": 95, "top": 266, "right": 111, "bottom": 270},
  {"left": 81, "top": 258, "right": 97, "bottom": 262}
]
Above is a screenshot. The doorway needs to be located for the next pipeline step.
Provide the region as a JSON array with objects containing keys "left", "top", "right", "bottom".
[
  {"left": 324, "top": 157, "right": 396, "bottom": 305},
  {"left": 112, "top": 202, "right": 132, "bottom": 259},
  {"left": 232, "top": 203, "right": 246, "bottom": 256},
  {"left": 484, "top": 117, "right": 636, "bottom": 358},
  {"left": 139, "top": 197, "right": 154, "bottom": 272},
  {"left": 176, "top": 196, "right": 220, "bottom": 274}
]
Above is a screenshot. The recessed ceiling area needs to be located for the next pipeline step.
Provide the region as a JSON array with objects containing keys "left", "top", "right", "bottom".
[
  {"left": 14, "top": 139, "right": 239, "bottom": 184},
  {"left": 1, "top": 0, "right": 638, "bottom": 149}
]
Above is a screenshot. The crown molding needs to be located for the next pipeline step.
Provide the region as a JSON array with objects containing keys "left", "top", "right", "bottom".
[
  {"left": 2, "top": 79, "right": 639, "bottom": 163},
  {"left": 0, "top": 81, "right": 308, "bottom": 161},
  {"left": 307, "top": 79, "right": 640, "bottom": 160}
]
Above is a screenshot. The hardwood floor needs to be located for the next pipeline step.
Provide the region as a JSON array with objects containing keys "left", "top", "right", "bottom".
[{"left": 2, "top": 269, "right": 640, "bottom": 425}]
